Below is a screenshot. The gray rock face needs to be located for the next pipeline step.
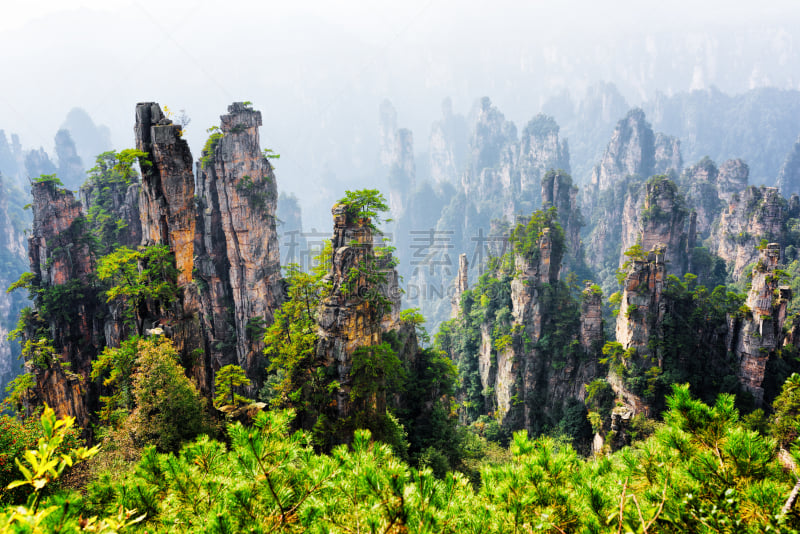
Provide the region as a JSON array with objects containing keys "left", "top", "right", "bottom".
[
  {"left": 653, "top": 133, "right": 682, "bottom": 175},
  {"left": 316, "top": 204, "right": 401, "bottom": 418},
  {"left": 712, "top": 185, "right": 786, "bottom": 281},
  {"left": 778, "top": 136, "right": 800, "bottom": 197},
  {"left": 518, "top": 114, "right": 571, "bottom": 204},
  {"left": 24, "top": 148, "right": 57, "bottom": 179},
  {"left": 729, "top": 244, "right": 791, "bottom": 406},
  {"left": 590, "top": 109, "right": 656, "bottom": 193},
  {"left": 194, "top": 102, "right": 283, "bottom": 387},
  {"left": 428, "top": 98, "right": 468, "bottom": 185},
  {"left": 54, "top": 129, "right": 84, "bottom": 190}
]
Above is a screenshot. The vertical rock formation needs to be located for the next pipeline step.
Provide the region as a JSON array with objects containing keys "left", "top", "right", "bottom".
[
  {"left": 450, "top": 253, "right": 468, "bottom": 318},
  {"left": 653, "top": 133, "right": 682, "bottom": 175},
  {"left": 778, "top": 136, "right": 800, "bottom": 197},
  {"left": 0, "top": 175, "right": 30, "bottom": 399},
  {"left": 26, "top": 180, "right": 98, "bottom": 428},
  {"left": 580, "top": 285, "right": 604, "bottom": 352},
  {"left": 541, "top": 169, "right": 584, "bottom": 269},
  {"left": 378, "top": 99, "right": 398, "bottom": 168},
  {"left": 712, "top": 186, "right": 786, "bottom": 280},
  {"left": 428, "top": 98, "right": 468, "bottom": 185},
  {"left": 612, "top": 247, "right": 668, "bottom": 415},
  {"left": 717, "top": 159, "right": 749, "bottom": 202},
  {"left": 316, "top": 204, "right": 401, "bottom": 418},
  {"left": 463, "top": 97, "right": 518, "bottom": 203},
  {"left": 729, "top": 243, "right": 791, "bottom": 406},
  {"left": 276, "top": 192, "right": 307, "bottom": 267},
  {"left": 194, "top": 102, "right": 283, "bottom": 384},
  {"left": 134, "top": 102, "right": 196, "bottom": 286},
  {"left": 517, "top": 114, "right": 570, "bottom": 205},
  {"left": 589, "top": 109, "right": 655, "bottom": 193},
  {"left": 387, "top": 128, "right": 415, "bottom": 217},
  {"left": 24, "top": 149, "right": 57, "bottom": 179},
  {"left": 0, "top": 131, "right": 20, "bottom": 183},
  {"left": 54, "top": 129, "right": 85, "bottom": 190},
  {"left": 620, "top": 176, "right": 690, "bottom": 274}
]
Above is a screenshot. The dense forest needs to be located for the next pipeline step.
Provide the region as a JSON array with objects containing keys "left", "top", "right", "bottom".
[{"left": 2, "top": 93, "right": 800, "bottom": 533}]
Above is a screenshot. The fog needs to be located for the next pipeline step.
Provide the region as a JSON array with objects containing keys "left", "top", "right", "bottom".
[{"left": 2, "top": 0, "right": 800, "bottom": 227}]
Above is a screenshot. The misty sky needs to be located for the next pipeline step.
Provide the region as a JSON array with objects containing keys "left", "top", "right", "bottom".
[{"left": 2, "top": 0, "right": 800, "bottom": 226}]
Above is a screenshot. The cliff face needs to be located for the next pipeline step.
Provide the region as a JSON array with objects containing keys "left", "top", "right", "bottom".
[
  {"left": 712, "top": 186, "right": 786, "bottom": 281},
  {"left": 315, "top": 205, "right": 401, "bottom": 418},
  {"left": 777, "top": 136, "right": 800, "bottom": 197},
  {"left": 464, "top": 225, "right": 600, "bottom": 436},
  {"left": 518, "top": 115, "right": 570, "bottom": 206},
  {"left": 428, "top": 98, "right": 468, "bottom": 185},
  {"left": 0, "top": 175, "right": 31, "bottom": 400},
  {"left": 26, "top": 181, "right": 98, "bottom": 429},
  {"left": 589, "top": 109, "right": 656, "bottom": 193},
  {"left": 584, "top": 110, "right": 684, "bottom": 283},
  {"left": 612, "top": 248, "right": 668, "bottom": 415},
  {"left": 134, "top": 102, "right": 196, "bottom": 286},
  {"left": 729, "top": 244, "right": 791, "bottom": 406},
  {"left": 194, "top": 102, "right": 283, "bottom": 386},
  {"left": 619, "top": 177, "right": 692, "bottom": 275},
  {"left": 18, "top": 101, "right": 284, "bottom": 429},
  {"left": 54, "top": 129, "right": 85, "bottom": 190},
  {"left": 541, "top": 170, "right": 583, "bottom": 265}
]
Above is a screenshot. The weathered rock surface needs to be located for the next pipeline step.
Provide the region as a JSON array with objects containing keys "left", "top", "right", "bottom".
[
  {"left": 778, "top": 136, "right": 800, "bottom": 197},
  {"left": 27, "top": 181, "right": 98, "bottom": 429},
  {"left": 24, "top": 148, "right": 57, "bottom": 179},
  {"left": 316, "top": 204, "right": 401, "bottom": 418},
  {"left": 428, "top": 98, "right": 468, "bottom": 185},
  {"left": 54, "top": 129, "right": 85, "bottom": 190},
  {"left": 712, "top": 186, "right": 786, "bottom": 280},
  {"left": 589, "top": 109, "right": 656, "bottom": 193},
  {"left": 194, "top": 102, "right": 283, "bottom": 386},
  {"left": 450, "top": 253, "right": 468, "bottom": 318},
  {"left": 135, "top": 102, "right": 196, "bottom": 286},
  {"left": 729, "top": 243, "right": 791, "bottom": 406}
]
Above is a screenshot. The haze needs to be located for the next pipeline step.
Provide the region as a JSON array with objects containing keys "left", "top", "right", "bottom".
[{"left": 2, "top": 0, "right": 799, "bottom": 227}]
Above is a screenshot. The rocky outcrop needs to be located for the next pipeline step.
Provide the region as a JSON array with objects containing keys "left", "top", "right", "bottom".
[
  {"left": 624, "top": 176, "right": 690, "bottom": 274},
  {"left": 518, "top": 115, "right": 570, "bottom": 205},
  {"left": 54, "top": 129, "right": 85, "bottom": 190},
  {"left": 387, "top": 129, "right": 415, "bottom": 217},
  {"left": 26, "top": 180, "right": 98, "bottom": 428},
  {"left": 580, "top": 285, "right": 604, "bottom": 352},
  {"left": 653, "top": 133, "right": 682, "bottom": 175},
  {"left": 542, "top": 169, "right": 584, "bottom": 268},
  {"left": 589, "top": 109, "right": 656, "bottom": 193},
  {"left": 316, "top": 204, "right": 401, "bottom": 418},
  {"left": 0, "top": 131, "right": 21, "bottom": 184},
  {"left": 712, "top": 186, "right": 786, "bottom": 280},
  {"left": 612, "top": 247, "right": 668, "bottom": 416},
  {"left": 194, "top": 102, "right": 283, "bottom": 386},
  {"left": 778, "top": 136, "right": 800, "bottom": 197},
  {"left": 450, "top": 253, "right": 468, "bottom": 318},
  {"left": 428, "top": 98, "right": 468, "bottom": 184},
  {"left": 24, "top": 149, "right": 57, "bottom": 179},
  {"left": 717, "top": 159, "right": 749, "bottom": 202},
  {"left": 135, "top": 102, "right": 196, "bottom": 286},
  {"left": 729, "top": 243, "right": 791, "bottom": 406}
]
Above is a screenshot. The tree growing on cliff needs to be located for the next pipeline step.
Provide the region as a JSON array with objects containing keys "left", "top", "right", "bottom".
[
  {"left": 214, "top": 364, "right": 252, "bottom": 410},
  {"left": 96, "top": 245, "right": 179, "bottom": 335},
  {"left": 337, "top": 189, "right": 391, "bottom": 230}
]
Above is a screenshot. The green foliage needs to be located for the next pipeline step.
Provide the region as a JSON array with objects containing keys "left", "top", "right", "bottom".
[
  {"left": 0, "top": 406, "right": 143, "bottom": 532},
  {"left": 350, "top": 342, "right": 405, "bottom": 407},
  {"left": 200, "top": 130, "right": 224, "bottom": 169},
  {"left": 126, "top": 337, "right": 205, "bottom": 453},
  {"left": 31, "top": 174, "right": 63, "bottom": 187},
  {"left": 91, "top": 337, "right": 141, "bottom": 426},
  {"left": 336, "top": 189, "right": 391, "bottom": 230},
  {"left": 3, "top": 373, "right": 35, "bottom": 415},
  {"left": 96, "top": 245, "right": 179, "bottom": 335},
  {"left": 235, "top": 174, "right": 273, "bottom": 212},
  {"left": 771, "top": 373, "right": 800, "bottom": 448},
  {"left": 399, "top": 308, "right": 430, "bottom": 344},
  {"left": 82, "top": 150, "right": 146, "bottom": 254},
  {"left": 213, "top": 364, "right": 252, "bottom": 410},
  {"left": 508, "top": 206, "right": 565, "bottom": 263}
]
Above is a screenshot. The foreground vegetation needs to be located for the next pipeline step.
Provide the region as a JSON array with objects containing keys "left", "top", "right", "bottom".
[{"left": 2, "top": 383, "right": 800, "bottom": 532}]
